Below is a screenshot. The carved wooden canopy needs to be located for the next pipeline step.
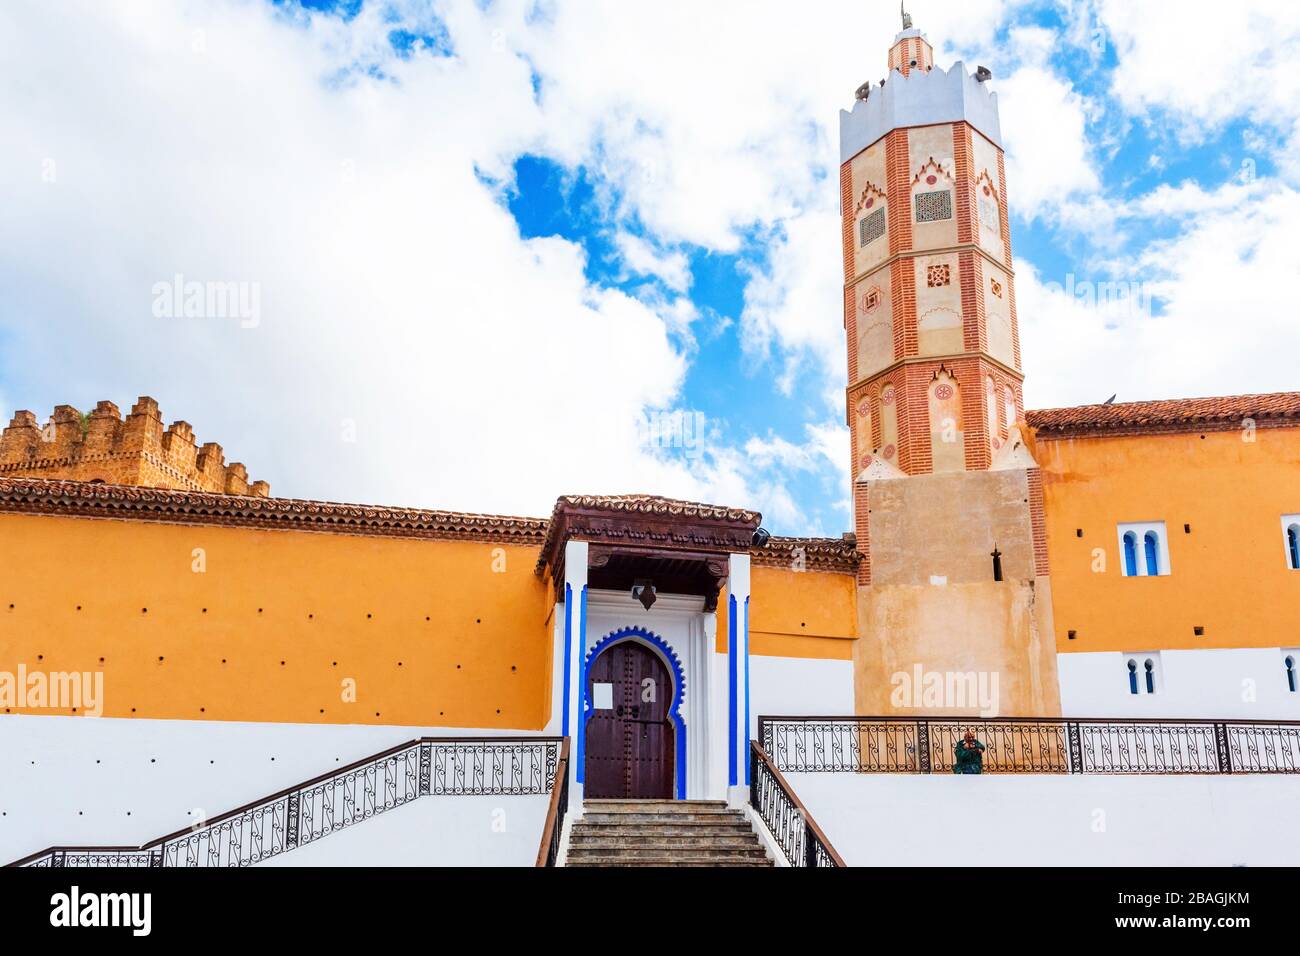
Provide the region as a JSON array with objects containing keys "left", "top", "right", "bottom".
[{"left": 535, "top": 494, "right": 762, "bottom": 608}]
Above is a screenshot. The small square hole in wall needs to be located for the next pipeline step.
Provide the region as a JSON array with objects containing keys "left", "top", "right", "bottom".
[
  {"left": 1194, "top": 626, "right": 1205, "bottom": 636},
  {"left": 1076, "top": 528, "right": 1083, "bottom": 538},
  {"left": 1184, "top": 524, "right": 1191, "bottom": 533},
  {"left": 1067, "top": 630, "right": 1077, "bottom": 640}
]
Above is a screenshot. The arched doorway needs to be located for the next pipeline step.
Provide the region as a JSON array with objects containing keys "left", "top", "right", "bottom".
[{"left": 584, "top": 640, "right": 675, "bottom": 799}]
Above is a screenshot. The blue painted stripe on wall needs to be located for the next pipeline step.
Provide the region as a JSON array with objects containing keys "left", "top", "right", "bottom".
[
  {"left": 743, "top": 594, "right": 751, "bottom": 786},
  {"left": 575, "top": 584, "right": 589, "bottom": 784},
  {"left": 728, "top": 592, "right": 737, "bottom": 788},
  {"left": 561, "top": 584, "right": 572, "bottom": 737}
]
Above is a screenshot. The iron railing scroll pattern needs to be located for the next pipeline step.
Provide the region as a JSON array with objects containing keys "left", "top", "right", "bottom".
[
  {"left": 758, "top": 716, "right": 1300, "bottom": 775},
  {"left": 749, "top": 741, "right": 845, "bottom": 867},
  {"left": 11, "top": 736, "right": 563, "bottom": 868}
]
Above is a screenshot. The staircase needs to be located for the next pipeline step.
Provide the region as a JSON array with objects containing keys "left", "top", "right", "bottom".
[
  {"left": 12, "top": 736, "right": 565, "bottom": 868},
  {"left": 565, "top": 800, "right": 774, "bottom": 867}
]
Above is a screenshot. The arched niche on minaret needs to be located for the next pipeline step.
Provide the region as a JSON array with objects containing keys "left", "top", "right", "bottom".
[
  {"left": 852, "top": 394, "right": 874, "bottom": 475},
  {"left": 928, "top": 368, "right": 965, "bottom": 474},
  {"left": 879, "top": 382, "right": 900, "bottom": 468},
  {"left": 849, "top": 145, "right": 890, "bottom": 279},
  {"left": 909, "top": 154, "right": 958, "bottom": 251},
  {"left": 856, "top": 275, "right": 894, "bottom": 378},
  {"left": 974, "top": 169, "right": 1005, "bottom": 260},
  {"left": 984, "top": 265, "right": 1016, "bottom": 370},
  {"left": 985, "top": 375, "right": 1001, "bottom": 455},
  {"left": 915, "top": 252, "right": 962, "bottom": 357}
]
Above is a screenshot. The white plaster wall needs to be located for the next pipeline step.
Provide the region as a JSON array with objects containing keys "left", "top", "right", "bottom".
[
  {"left": 257, "top": 795, "right": 547, "bottom": 866},
  {"left": 0, "top": 714, "right": 541, "bottom": 865},
  {"left": 790, "top": 772, "right": 1300, "bottom": 866},
  {"left": 749, "top": 655, "right": 855, "bottom": 737},
  {"left": 1059, "top": 647, "right": 1300, "bottom": 719}
]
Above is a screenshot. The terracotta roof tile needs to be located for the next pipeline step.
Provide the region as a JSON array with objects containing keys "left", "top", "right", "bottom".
[
  {"left": 1026, "top": 392, "right": 1300, "bottom": 438},
  {"left": 0, "top": 477, "right": 548, "bottom": 544},
  {"left": 0, "top": 479, "right": 860, "bottom": 573},
  {"left": 550, "top": 493, "right": 761, "bottom": 524},
  {"left": 753, "top": 535, "right": 859, "bottom": 573},
  {"left": 535, "top": 493, "right": 763, "bottom": 576}
]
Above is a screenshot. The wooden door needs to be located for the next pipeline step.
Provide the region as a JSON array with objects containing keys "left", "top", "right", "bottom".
[{"left": 584, "top": 641, "right": 674, "bottom": 799}]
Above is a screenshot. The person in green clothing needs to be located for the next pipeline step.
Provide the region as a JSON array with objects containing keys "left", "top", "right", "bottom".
[{"left": 953, "top": 729, "right": 987, "bottom": 773}]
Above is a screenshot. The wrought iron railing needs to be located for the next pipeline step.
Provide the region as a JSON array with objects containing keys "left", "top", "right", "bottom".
[
  {"left": 535, "top": 738, "right": 570, "bottom": 867},
  {"left": 749, "top": 741, "right": 845, "bottom": 867},
  {"left": 758, "top": 716, "right": 1300, "bottom": 775},
  {"left": 11, "top": 736, "right": 563, "bottom": 868}
]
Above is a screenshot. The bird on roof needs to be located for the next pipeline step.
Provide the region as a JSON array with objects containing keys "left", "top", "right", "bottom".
[{"left": 1102, "top": 394, "right": 1117, "bottom": 405}]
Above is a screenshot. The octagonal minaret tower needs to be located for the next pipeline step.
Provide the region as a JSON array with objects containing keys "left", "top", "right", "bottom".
[
  {"left": 842, "top": 23, "right": 1020, "bottom": 483},
  {"left": 843, "top": 12, "right": 1061, "bottom": 718}
]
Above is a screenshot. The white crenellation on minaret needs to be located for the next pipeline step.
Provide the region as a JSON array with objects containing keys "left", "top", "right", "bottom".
[{"left": 840, "top": 60, "right": 1003, "bottom": 164}]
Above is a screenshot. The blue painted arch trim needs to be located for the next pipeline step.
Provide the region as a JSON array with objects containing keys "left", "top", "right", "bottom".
[{"left": 583, "top": 626, "right": 687, "bottom": 800}]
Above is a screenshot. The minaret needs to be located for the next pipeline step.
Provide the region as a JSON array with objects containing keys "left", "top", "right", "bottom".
[{"left": 841, "top": 14, "right": 1060, "bottom": 718}]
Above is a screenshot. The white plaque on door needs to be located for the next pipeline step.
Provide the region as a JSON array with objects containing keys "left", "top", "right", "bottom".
[{"left": 593, "top": 682, "right": 614, "bottom": 710}]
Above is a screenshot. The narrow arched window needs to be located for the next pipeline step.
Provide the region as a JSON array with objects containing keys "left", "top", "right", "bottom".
[
  {"left": 1288, "top": 525, "right": 1299, "bottom": 570},
  {"left": 1287, "top": 656, "right": 1297, "bottom": 694},
  {"left": 1144, "top": 659, "right": 1156, "bottom": 694},
  {"left": 1143, "top": 531, "right": 1160, "bottom": 576},
  {"left": 1127, "top": 659, "right": 1139, "bottom": 695},
  {"left": 1123, "top": 532, "right": 1138, "bottom": 577}
]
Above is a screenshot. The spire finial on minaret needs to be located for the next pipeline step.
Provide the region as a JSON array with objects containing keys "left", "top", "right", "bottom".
[{"left": 887, "top": 4, "right": 931, "bottom": 76}]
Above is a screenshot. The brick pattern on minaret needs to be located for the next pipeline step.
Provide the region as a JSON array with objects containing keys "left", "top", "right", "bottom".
[{"left": 843, "top": 25, "right": 1027, "bottom": 560}]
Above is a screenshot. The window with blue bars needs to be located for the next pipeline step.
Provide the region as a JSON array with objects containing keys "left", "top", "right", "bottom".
[
  {"left": 1143, "top": 532, "right": 1160, "bottom": 576},
  {"left": 1123, "top": 532, "right": 1138, "bottom": 577}
]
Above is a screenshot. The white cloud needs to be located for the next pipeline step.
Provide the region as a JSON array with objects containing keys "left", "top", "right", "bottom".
[
  {"left": 613, "top": 232, "right": 691, "bottom": 293},
  {"left": 995, "top": 62, "right": 1101, "bottom": 221},
  {"left": 1019, "top": 178, "right": 1300, "bottom": 409},
  {"left": 13, "top": 0, "right": 1014, "bottom": 533},
  {"left": 5, "top": 0, "right": 1294, "bottom": 538},
  {"left": 1098, "top": 0, "right": 1300, "bottom": 140},
  {"left": 738, "top": 206, "right": 844, "bottom": 407},
  {"left": 0, "top": 0, "right": 714, "bottom": 521}
]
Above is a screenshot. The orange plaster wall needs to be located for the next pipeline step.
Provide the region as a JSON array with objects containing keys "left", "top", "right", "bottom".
[
  {"left": 717, "top": 566, "right": 858, "bottom": 660},
  {"left": 0, "top": 514, "right": 552, "bottom": 728},
  {"left": 1032, "top": 427, "right": 1300, "bottom": 654}
]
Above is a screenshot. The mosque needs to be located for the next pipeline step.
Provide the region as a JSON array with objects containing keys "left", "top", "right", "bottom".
[{"left": 2, "top": 13, "right": 1297, "bottom": 867}]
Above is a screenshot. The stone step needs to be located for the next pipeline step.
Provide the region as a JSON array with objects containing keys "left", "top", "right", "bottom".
[
  {"left": 581, "top": 807, "right": 736, "bottom": 817},
  {"left": 583, "top": 799, "right": 728, "bottom": 812},
  {"left": 569, "top": 858, "right": 769, "bottom": 868},
  {"left": 569, "top": 834, "right": 764, "bottom": 849},
  {"left": 567, "top": 845, "right": 770, "bottom": 861},
  {"left": 570, "top": 823, "right": 756, "bottom": 839},
  {"left": 566, "top": 855, "right": 773, "bottom": 868},
  {"left": 578, "top": 811, "right": 743, "bottom": 826},
  {"left": 564, "top": 799, "right": 770, "bottom": 867}
]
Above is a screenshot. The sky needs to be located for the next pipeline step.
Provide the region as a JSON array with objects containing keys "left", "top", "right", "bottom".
[{"left": 2, "top": 0, "right": 1298, "bottom": 535}]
